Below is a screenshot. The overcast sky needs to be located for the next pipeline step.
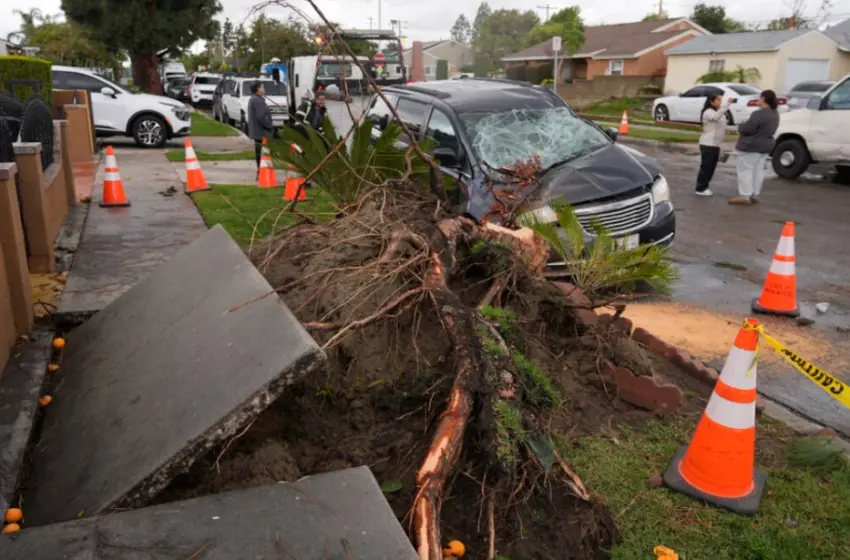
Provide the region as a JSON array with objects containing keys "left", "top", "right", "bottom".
[{"left": 5, "top": 0, "right": 850, "bottom": 49}]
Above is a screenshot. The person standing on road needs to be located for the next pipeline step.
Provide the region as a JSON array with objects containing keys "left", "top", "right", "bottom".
[
  {"left": 695, "top": 92, "right": 729, "bottom": 197},
  {"left": 247, "top": 81, "right": 274, "bottom": 178},
  {"left": 732, "top": 90, "right": 780, "bottom": 205},
  {"left": 305, "top": 92, "right": 328, "bottom": 134}
]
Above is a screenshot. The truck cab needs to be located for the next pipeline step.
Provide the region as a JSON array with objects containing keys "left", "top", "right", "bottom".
[{"left": 772, "top": 74, "right": 850, "bottom": 180}]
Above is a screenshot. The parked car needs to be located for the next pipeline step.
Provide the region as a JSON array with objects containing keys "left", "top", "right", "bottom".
[
  {"left": 364, "top": 79, "right": 675, "bottom": 272},
  {"left": 772, "top": 74, "right": 850, "bottom": 180},
  {"left": 187, "top": 72, "right": 222, "bottom": 106},
  {"left": 653, "top": 83, "right": 787, "bottom": 125},
  {"left": 165, "top": 76, "right": 190, "bottom": 101},
  {"left": 784, "top": 80, "right": 835, "bottom": 110},
  {"left": 215, "top": 76, "right": 289, "bottom": 133},
  {"left": 52, "top": 65, "right": 191, "bottom": 148}
]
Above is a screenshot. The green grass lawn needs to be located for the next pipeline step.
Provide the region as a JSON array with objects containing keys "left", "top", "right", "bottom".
[
  {"left": 570, "top": 415, "right": 850, "bottom": 559},
  {"left": 190, "top": 184, "right": 336, "bottom": 246},
  {"left": 584, "top": 96, "right": 647, "bottom": 116},
  {"left": 190, "top": 112, "right": 239, "bottom": 137},
  {"left": 166, "top": 150, "right": 254, "bottom": 162},
  {"left": 584, "top": 113, "right": 703, "bottom": 132},
  {"left": 597, "top": 123, "right": 738, "bottom": 144}
]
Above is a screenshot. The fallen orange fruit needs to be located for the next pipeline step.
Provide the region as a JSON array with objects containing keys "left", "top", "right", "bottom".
[
  {"left": 445, "top": 540, "right": 465, "bottom": 557},
  {"left": 53, "top": 337, "right": 66, "bottom": 349},
  {"left": 4, "top": 508, "right": 22, "bottom": 523},
  {"left": 39, "top": 395, "right": 53, "bottom": 407},
  {"left": 47, "top": 364, "right": 60, "bottom": 373},
  {"left": 2, "top": 523, "right": 20, "bottom": 533}
]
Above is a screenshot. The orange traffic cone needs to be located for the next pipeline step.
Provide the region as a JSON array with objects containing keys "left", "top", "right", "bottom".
[
  {"left": 618, "top": 110, "right": 629, "bottom": 135},
  {"left": 752, "top": 221, "right": 799, "bottom": 317},
  {"left": 663, "top": 318, "right": 766, "bottom": 515},
  {"left": 100, "top": 146, "right": 130, "bottom": 207},
  {"left": 184, "top": 138, "right": 210, "bottom": 194},
  {"left": 257, "top": 138, "right": 277, "bottom": 188},
  {"left": 283, "top": 143, "right": 307, "bottom": 202}
]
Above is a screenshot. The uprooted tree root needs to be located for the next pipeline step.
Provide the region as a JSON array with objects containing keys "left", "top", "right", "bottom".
[{"left": 238, "top": 189, "right": 640, "bottom": 558}]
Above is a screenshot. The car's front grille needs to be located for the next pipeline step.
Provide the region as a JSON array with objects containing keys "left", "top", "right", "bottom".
[
  {"left": 574, "top": 192, "right": 653, "bottom": 236},
  {"left": 269, "top": 106, "right": 287, "bottom": 113}
]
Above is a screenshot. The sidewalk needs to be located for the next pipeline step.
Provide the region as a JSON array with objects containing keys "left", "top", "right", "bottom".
[{"left": 55, "top": 148, "right": 207, "bottom": 324}]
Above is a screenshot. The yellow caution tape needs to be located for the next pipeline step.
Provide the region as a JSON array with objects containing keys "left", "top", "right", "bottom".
[{"left": 744, "top": 321, "right": 850, "bottom": 409}]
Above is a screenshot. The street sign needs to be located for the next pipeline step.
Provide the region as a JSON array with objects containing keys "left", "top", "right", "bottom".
[{"left": 552, "top": 36, "right": 562, "bottom": 52}]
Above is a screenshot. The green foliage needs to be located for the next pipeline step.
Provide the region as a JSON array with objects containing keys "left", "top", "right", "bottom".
[
  {"left": 511, "top": 352, "right": 561, "bottom": 407},
  {"left": 0, "top": 55, "right": 52, "bottom": 102},
  {"left": 473, "top": 8, "right": 540, "bottom": 72},
  {"left": 481, "top": 305, "right": 516, "bottom": 333},
  {"left": 524, "top": 6, "right": 585, "bottom": 54},
  {"left": 495, "top": 400, "right": 525, "bottom": 465},
  {"left": 642, "top": 11, "right": 669, "bottom": 20},
  {"left": 520, "top": 203, "right": 678, "bottom": 302},
  {"left": 698, "top": 65, "right": 761, "bottom": 84},
  {"left": 786, "top": 437, "right": 849, "bottom": 474},
  {"left": 271, "top": 118, "right": 434, "bottom": 207},
  {"left": 690, "top": 3, "right": 748, "bottom": 33},
  {"left": 471, "top": 2, "right": 493, "bottom": 44},
  {"left": 245, "top": 15, "right": 316, "bottom": 70},
  {"left": 436, "top": 59, "right": 449, "bottom": 80},
  {"left": 450, "top": 14, "right": 472, "bottom": 44},
  {"left": 474, "top": 323, "right": 506, "bottom": 357}
]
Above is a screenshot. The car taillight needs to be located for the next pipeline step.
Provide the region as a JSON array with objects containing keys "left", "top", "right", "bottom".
[
  {"left": 747, "top": 99, "right": 758, "bottom": 107},
  {"left": 777, "top": 97, "right": 787, "bottom": 104}
]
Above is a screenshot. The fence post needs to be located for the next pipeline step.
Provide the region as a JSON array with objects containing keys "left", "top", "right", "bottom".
[
  {"left": 58, "top": 121, "right": 76, "bottom": 207},
  {"left": 0, "top": 163, "right": 35, "bottom": 337},
  {"left": 13, "top": 142, "right": 54, "bottom": 273}
]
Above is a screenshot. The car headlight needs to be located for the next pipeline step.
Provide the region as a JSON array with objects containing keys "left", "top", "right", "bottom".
[{"left": 651, "top": 174, "right": 670, "bottom": 204}]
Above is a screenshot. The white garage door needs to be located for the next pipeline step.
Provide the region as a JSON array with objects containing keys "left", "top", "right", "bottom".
[{"left": 785, "top": 59, "right": 831, "bottom": 93}]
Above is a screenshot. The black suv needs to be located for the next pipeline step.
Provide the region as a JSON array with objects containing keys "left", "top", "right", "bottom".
[{"left": 364, "top": 79, "right": 675, "bottom": 269}]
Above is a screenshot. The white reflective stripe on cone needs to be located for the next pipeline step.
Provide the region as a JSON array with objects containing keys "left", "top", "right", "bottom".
[
  {"left": 105, "top": 156, "right": 117, "bottom": 168},
  {"left": 768, "top": 259, "right": 795, "bottom": 276},
  {"left": 186, "top": 160, "right": 201, "bottom": 170},
  {"left": 717, "top": 346, "right": 757, "bottom": 391},
  {"left": 104, "top": 172, "right": 121, "bottom": 181},
  {"left": 704, "top": 392, "right": 756, "bottom": 430},
  {"left": 186, "top": 147, "right": 197, "bottom": 159},
  {"left": 776, "top": 235, "right": 794, "bottom": 257}
]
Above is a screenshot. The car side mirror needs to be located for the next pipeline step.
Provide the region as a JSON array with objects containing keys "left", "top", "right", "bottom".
[
  {"left": 101, "top": 86, "right": 117, "bottom": 98},
  {"left": 434, "top": 147, "right": 460, "bottom": 168},
  {"left": 605, "top": 127, "right": 619, "bottom": 142},
  {"left": 808, "top": 96, "right": 823, "bottom": 110}
]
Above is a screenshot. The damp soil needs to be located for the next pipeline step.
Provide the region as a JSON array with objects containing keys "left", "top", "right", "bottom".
[{"left": 155, "top": 194, "right": 715, "bottom": 559}]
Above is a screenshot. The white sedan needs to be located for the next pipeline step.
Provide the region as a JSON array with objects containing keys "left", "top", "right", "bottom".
[{"left": 652, "top": 82, "right": 788, "bottom": 125}]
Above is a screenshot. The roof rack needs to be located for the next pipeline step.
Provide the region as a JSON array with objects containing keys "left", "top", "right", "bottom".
[
  {"left": 396, "top": 84, "right": 451, "bottom": 98},
  {"left": 464, "top": 77, "right": 535, "bottom": 88}
]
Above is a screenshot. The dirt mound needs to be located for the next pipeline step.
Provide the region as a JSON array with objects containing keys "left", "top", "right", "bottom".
[{"left": 158, "top": 192, "right": 709, "bottom": 559}]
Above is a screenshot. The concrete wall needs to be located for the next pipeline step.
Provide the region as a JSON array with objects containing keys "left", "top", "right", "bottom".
[
  {"left": 556, "top": 75, "right": 664, "bottom": 109},
  {"left": 53, "top": 90, "right": 96, "bottom": 160},
  {"left": 0, "top": 163, "right": 35, "bottom": 373}
]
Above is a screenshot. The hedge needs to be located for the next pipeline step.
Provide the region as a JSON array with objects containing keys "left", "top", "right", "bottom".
[
  {"left": 436, "top": 59, "right": 449, "bottom": 80},
  {"left": 0, "top": 56, "right": 53, "bottom": 103}
]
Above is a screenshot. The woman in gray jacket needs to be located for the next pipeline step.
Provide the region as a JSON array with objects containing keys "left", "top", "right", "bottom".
[
  {"left": 732, "top": 90, "right": 780, "bottom": 205},
  {"left": 696, "top": 91, "right": 729, "bottom": 196}
]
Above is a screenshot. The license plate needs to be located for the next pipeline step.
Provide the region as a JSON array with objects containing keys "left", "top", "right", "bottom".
[{"left": 615, "top": 234, "right": 640, "bottom": 250}]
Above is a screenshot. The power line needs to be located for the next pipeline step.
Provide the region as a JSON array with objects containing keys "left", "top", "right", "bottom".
[{"left": 537, "top": 4, "right": 557, "bottom": 22}]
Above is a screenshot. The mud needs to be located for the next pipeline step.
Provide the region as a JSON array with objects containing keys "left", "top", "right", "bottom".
[{"left": 157, "top": 194, "right": 715, "bottom": 559}]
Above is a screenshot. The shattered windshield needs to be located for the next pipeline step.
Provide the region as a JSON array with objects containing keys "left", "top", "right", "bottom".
[{"left": 459, "top": 107, "right": 610, "bottom": 171}]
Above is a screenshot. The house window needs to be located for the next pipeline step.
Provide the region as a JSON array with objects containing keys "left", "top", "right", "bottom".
[
  {"left": 709, "top": 59, "right": 725, "bottom": 72},
  {"left": 608, "top": 60, "right": 624, "bottom": 76}
]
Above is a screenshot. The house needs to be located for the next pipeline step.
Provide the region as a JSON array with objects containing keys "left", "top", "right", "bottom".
[
  {"left": 501, "top": 17, "right": 709, "bottom": 81},
  {"left": 402, "top": 39, "right": 474, "bottom": 80},
  {"left": 664, "top": 22, "right": 850, "bottom": 94}
]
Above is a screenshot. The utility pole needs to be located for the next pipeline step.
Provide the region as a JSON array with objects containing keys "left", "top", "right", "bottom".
[
  {"left": 537, "top": 4, "right": 556, "bottom": 22},
  {"left": 368, "top": 16, "right": 373, "bottom": 29},
  {"left": 378, "top": 0, "right": 382, "bottom": 31},
  {"left": 657, "top": 0, "right": 664, "bottom": 18}
]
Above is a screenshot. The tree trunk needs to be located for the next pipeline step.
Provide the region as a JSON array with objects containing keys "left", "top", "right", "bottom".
[{"left": 131, "top": 53, "right": 162, "bottom": 95}]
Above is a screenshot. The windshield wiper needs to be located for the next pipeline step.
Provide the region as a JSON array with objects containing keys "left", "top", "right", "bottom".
[{"left": 541, "top": 145, "right": 603, "bottom": 175}]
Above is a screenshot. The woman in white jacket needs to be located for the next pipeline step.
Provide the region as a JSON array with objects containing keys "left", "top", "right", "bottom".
[{"left": 695, "top": 92, "right": 729, "bottom": 196}]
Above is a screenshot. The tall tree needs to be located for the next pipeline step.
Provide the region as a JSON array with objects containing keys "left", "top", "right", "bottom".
[
  {"left": 474, "top": 9, "right": 540, "bottom": 72},
  {"left": 10, "top": 9, "right": 119, "bottom": 69},
  {"left": 471, "top": 2, "right": 492, "bottom": 44},
  {"left": 247, "top": 16, "right": 316, "bottom": 70},
  {"left": 524, "top": 6, "right": 584, "bottom": 54},
  {"left": 221, "top": 18, "right": 235, "bottom": 66},
  {"left": 690, "top": 3, "right": 747, "bottom": 34},
  {"left": 61, "top": 0, "right": 223, "bottom": 94},
  {"left": 450, "top": 14, "right": 472, "bottom": 44}
]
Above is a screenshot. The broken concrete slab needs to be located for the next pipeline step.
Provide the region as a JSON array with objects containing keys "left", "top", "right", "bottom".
[
  {"left": 0, "top": 326, "right": 53, "bottom": 512},
  {"left": 23, "top": 225, "right": 325, "bottom": 526},
  {"left": 55, "top": 149, "right": 207, "bottom": 325},
  {"left": 4, "top": 467, "right": 419, "bottom": 559}
]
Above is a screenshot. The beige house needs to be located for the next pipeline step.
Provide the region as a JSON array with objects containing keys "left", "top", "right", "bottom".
[
  {"left": 402, "top": 40, "right": 474, "bottom": 80},
  {"left": 664, "top": 22, "right": 850, "bottom": 94}
]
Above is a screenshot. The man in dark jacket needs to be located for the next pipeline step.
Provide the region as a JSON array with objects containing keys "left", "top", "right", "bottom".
[
  {"left": 247, "top": 81, "right": 274, "bottom": 177},
  {"left": 305, "top": 92, "right": 328, "bottom": 133}
]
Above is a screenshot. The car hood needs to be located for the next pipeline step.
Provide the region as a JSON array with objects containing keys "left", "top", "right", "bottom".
[
  {"left": 534, "top": 143, "right": 659, "bottom": 206},
  {"left": 136, "top": 92, "right": 185, "bottom": 109},
  {"left": 466, "top": 143, "right": 660, "bottom": 220},
  {"left": 775, "top": 107, "right": 812, "bottom": 134}
]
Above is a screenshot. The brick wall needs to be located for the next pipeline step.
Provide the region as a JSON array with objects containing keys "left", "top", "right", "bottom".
[{"left": 556, "top": 75, "right": 664, "bottom": 109}]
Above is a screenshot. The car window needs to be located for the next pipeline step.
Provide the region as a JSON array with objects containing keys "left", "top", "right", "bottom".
[
  {"left": 425, "top": 109, "right": 460, "bottom": 155},
  {"left": 365, "top": 93, "right": 399, "bottom": 128},
  {"left": 194, "top": 76, "right": 221, "bottom": 85},
  {"left": 793, "top": 82, "right": 832, "bottom": 93},
  {"left": 704, "top": 86, "right": 724, "bottom": 97},
  {"left": 54, "top": 70, "right": 107, "bottom": 93},
  {"left": 683, "top": 86, "right": 705, "bottom": 97},
  {"left": 728, "top": 84, "right": 760, "bottom": 95},
  {"left": 317, "top": 62, "right": 352, "bottom": 78},
  {"left": 826, "top": 80, "right": 850, "bottom": 110},
  {"left": 395, "top": 98, "right": 430, "bottom": 144}
]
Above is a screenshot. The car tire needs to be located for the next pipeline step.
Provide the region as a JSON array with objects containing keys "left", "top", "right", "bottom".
[
  {"left": 132, "top": 114, "right": 168, "bottom": 149},
  {"left": 654, "top": 104, "right": 669, "bottom": 121},
  {"left": 771, "top": 139, "right": 810, "bottom": 179},
  {"left": 240, "top": 112, "right": 248, "bottom": 134}
]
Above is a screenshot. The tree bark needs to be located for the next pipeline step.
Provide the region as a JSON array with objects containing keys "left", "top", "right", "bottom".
[{"left": 131, "top": 53, "right": 163, "bottom": 95}]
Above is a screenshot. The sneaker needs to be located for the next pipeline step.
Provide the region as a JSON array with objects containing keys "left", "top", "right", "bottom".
[
  {"left": 695, "top": 189, "right": 713, "bottom": 197},
  {"left": 728, "top": 196, "right": 753, "bottom": 205}
]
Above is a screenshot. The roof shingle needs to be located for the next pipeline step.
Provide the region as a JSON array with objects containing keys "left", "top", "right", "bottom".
[{"left": 665, "top": 28, "right": 813, "bottom": 55}]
